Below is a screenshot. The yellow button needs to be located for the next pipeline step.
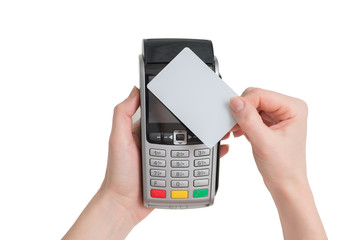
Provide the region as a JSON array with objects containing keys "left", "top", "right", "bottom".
[{"left": 171, "top": 190, "right": 188, "bottom": 199}]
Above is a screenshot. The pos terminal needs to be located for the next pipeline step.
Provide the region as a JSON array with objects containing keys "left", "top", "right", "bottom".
[{"left": 139, "top": 39, "right": 221, "bottom": 209}]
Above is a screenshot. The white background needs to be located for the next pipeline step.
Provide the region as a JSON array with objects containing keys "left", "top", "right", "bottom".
[{"left": 0, "top": 0, "right": 359, "bottom": 239}]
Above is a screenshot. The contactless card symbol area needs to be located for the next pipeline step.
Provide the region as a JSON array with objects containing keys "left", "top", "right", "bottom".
[{"left": 147, "top": 47, "right": 237, "bottom": 147}]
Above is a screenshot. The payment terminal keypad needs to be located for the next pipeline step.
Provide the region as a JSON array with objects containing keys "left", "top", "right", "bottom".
[{"left": 149, "top": 141, "right": 211, "bottom": 200}]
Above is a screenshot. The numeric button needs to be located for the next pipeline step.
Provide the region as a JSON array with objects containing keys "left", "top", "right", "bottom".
[
  {"left": 171, "top": 160, "right": 189, "bottom": 168},
  {"left": 171, "top": 150, "right": 189, "bottom": 158},
  {"left": 171, "top": 170, "right": 189, "bottom": 178},
  {"left": 194, "top": 158, "right": 210, "bottom": 167},
  {"left": 194, "top": 169, "right": 210, "bottom": 177},
  {"left": 150, "top": 169, "right": 166, "bottom": 177},
  {"left": 194, "top": 148, "right": 210, "bottom": 157},
  {"left": 171, "top": 180, "right": 189, "bottom": 188},
  {"left": 150, "top": 159, "right": 166, "bottom": 167},
  {"left": 150, "top": 149, "right": 166, "bottom": 157}
]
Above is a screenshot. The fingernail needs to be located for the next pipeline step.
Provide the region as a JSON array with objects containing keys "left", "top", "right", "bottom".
[
  {"left": 230, "top": 97, "right": 244, "bottom": 113},
  {"left": 128, "top": 86, "right": 138, "bottom": 99}
]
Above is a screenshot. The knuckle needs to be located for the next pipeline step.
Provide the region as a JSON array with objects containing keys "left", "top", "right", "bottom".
[
  {"left": 242, "top": 87, "right": 255, "bottom": 96},
  {"left": 242, "top": 87, "right": 262, "bottom": 97},
  {"left": 250, "top": 88, "right": 262, "bottom": 97},
  {"left": 245, "top": 87, "right": 256, "bottom": 92}
]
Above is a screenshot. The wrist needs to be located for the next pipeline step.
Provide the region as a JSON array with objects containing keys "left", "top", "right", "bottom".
[
  {"left": 264, "top": 178, "right": 327, "bottom": 239},
  {"left": 63, "top": 188, "right": 137, "bottom": 240},
  {"left": 265, "top": 177, "right": 312, "bottom": 203},
  {"left": 94, "top": 190, "right": 137, "bottom": 236}
]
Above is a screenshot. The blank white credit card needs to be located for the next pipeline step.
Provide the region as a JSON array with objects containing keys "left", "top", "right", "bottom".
[{"left": 147, "top": 47, "right": 238, "bottom": 147}]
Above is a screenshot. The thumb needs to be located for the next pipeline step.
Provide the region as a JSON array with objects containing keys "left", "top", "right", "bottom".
[
  {"left": 110, "top": 87, "right": 140, "bottom": 147},
  {"left": 230, "top": 96, "right": 269, "bottom": 145}
]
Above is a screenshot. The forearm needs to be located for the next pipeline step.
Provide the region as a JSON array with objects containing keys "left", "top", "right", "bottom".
[
  {"left": 267, "top": 180, "right": 327, "bottom": 240},
  {"left": 62, "top": 190, "right": 135, "bottom": 240}
]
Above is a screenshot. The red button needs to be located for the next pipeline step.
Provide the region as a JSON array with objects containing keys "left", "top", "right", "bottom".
[{"left": 151, "top": 189, "right": 166, "bottom": 198}]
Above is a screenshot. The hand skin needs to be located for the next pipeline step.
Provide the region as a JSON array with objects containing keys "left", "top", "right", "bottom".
[
  {"left": 62, "top": 86, "right": 326, "bottom": 240},
  {"left": 230, "top": 87, "right": 327, "bottom": 240},
  {"left": 62, "top": 87, "right": 230, "bottom": 240}
]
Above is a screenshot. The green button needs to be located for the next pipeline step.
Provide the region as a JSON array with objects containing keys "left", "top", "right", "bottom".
[{"left": 193, "top": 189, "right": 208, "bottom": 198}]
